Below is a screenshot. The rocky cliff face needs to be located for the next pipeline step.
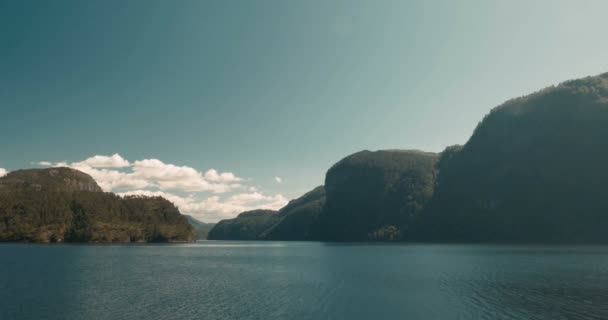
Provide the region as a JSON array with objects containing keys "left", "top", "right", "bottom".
[
  {"left": 208, "top": 186, "right": 326, "bottom": 241},
  {"left": 0, "top": 168, "right": 194, "bottom": 243},
  {"left": 313, "top": 150, "right": 438, "bottom": 241},
  {"left": 210, "top": 150, "right": 438, "bottom": 242}
]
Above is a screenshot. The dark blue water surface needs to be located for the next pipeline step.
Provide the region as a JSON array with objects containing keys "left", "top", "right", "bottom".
[{"left": 1, "top": 242, "right": 608, "bottom": 320}]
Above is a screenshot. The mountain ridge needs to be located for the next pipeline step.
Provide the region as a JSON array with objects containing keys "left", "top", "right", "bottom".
[
  {"left": 209, "top": 71, "right": 608, "bottom": 243},
  {"left": 0, "top": 168, "right": 194, "bottom": 243}
]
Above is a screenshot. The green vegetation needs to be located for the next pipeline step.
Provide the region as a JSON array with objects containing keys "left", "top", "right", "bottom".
[
  {"left": 208, "top": 186, "right": 326, "bottom": 241},
  {"left": 367, "top": 225, "right": 402, "bottom": 241},
  {"left": 6, "top": 73, "right": 608, "bottom": 243},
  {"left": 313, "top": 150, "right": 438, "bottom": 241},
  {"left": 207, "top": 209, "right": 279, "bottom": 240},
  {"left": 0, "top": 168, "right": 194, "bottom": 242},
  {"left": 261, "top": 186, "right": 325, "bottom": 240},
  {"left": 210, "top": 72, "right": 608, "bottom": 243}
]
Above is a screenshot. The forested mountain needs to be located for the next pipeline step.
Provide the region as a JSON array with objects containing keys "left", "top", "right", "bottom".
[
  {"left": 312, "top": 150, "right": 437, "bottom": 241},
  {"left": 261, "top": 186, "right": 325, "bottom": 240},
  {"left": 208, "top": 186, "right": 325, "bottom": 241},
  {"left": 207, "top": 209, "right": 279, "bottom": 240},
  {"left": 5, "top": 73, "right": 608, "bottom": 243},
  {"left": 419, "top": 72, "right": 608, "bottom": 243},
  {"left": 0, "top": 168, "right": 194, "bottom": 242},
  {"left": 210, "top": 72, "right": 608, "bottom": 243}
]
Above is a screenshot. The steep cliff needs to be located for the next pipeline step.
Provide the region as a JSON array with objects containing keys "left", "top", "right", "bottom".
[{"left": 313, "top": 150, "right": 438, "bottom": 241}]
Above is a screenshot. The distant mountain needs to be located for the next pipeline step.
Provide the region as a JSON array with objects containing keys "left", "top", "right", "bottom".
[
  {"left": 261, "top": 186, "right": 325, "bottom": 240},
  {"left": 207, "top": 209, "right": 279, "bottom": 240},
  {"left": 312, "top": 150, "right": 437, "bottom": 241},
  {"left": 184, "top": 215, "right": 215, "bottom": 240},
  {"left": 208, "top": 186, "right": 326, "bottom": 241},
  {"left": 0, "top": 168, "right": 194, "bottom": 243},
  {"left": 210, "top": 72, "right": 608, "bottom": 243}
]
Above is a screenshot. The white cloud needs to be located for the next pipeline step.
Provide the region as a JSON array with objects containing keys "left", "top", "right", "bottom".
[
  {"left": 42, "top": 155, "right": 243, "bottom": 193},
  {"left": 68, "top": 164, "right": 149, "bottom": 191},
  {"left": 275, "top": 176, "right": 283, "bottom": 183},
  {"left": 229, "top": 192, "right": 284, "bottom": 205},
  {"left": 131, "top": 159, "right": 239, "bottom": 193},
  {"left": 204, "top": 169, "right": 242, "bottom": 183},
  {"left": 76, "top": 153, "right": 130, "bottom": 168},
  {"left": 38, "top": 154, "right": 287, "bottom": 222},
  {"left": 37, "top": 161, "right": 52, "bottom": 166},
  {"left": 117, "top": 190, "right": 288, "bottom": 222},
  {"left": 0, "top": 168, "right": 8, "bottom": 177}
]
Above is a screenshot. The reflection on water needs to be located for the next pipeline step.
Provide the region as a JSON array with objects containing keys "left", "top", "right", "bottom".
[{"left": 1, "top": 242, "right": 608, "bottom": 320}]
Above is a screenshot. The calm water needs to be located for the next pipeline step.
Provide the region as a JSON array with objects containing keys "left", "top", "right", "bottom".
[{"left": 1, "top": 242, "right": 608, "bottom": 320}]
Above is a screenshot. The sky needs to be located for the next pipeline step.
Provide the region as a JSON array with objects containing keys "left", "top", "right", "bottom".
[{"left": 1, "top": 0, "right": 608, "bottom": 222}]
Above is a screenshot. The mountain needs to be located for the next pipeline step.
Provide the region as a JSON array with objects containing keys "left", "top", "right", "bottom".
[
  {"left": 312, "top": 150, "right": 438, "bottom": 241},
  {"left": 419, "top": 72, "right": 608, "bottom": 243},
  {"left": 210, "top": 72, "right": 608, "bottom": 243},
  {"left": 0, "top": 168, "right": 194, "bottom": 243},
  {"left": 208, "top": 186, "right": 326, "bottom": 241},
  {"left": 261, "top": 186, "right": 325, "bottom": 240},
  {"left": 185, "top": 215, "right": 215, "bottom": 240},
  {"left": 207, "top": 209, "right": 279, "bottom": 240}
]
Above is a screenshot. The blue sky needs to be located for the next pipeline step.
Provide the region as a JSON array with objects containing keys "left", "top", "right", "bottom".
[{"left": 1, "top": 0, "right": 608, "bottom": 221}]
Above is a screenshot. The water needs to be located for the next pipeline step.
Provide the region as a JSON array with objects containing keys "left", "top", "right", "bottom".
[{"left": 1, "top": 242, "right": 608, "bottom": 320}]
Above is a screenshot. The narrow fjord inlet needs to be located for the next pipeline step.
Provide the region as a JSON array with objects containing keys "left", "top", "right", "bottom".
[{"left": 2, "top": 1, "right": 608, "bottom": 319}]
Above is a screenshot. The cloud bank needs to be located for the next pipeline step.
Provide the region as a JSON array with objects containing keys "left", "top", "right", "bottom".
[
  {"left": 118, "top": 190, "right": 287, "bottom": 222},
  {"left": 0, "top": 168, "right": 7, "bottom": 177},
  {"left": 77, "top": 153, "right": 130, "bottom": 168},
  {"left": 50, "top": 157, "right": 241, "bottom": 193},
  {"left": 37, "top": 154, "right": 287, "bottom": 222}
]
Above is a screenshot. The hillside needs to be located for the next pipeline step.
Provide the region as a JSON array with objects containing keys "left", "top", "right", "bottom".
[
  {"left": 313, "top": 150, "right": 438, "bottom": 241},
  {"left": 0, "top": 168, "right": 194, "bottom": 242},
  {"left": 420, "top": 72, "right": 608, "bottom": 243},
  {"left": 208, "top": 186, "right": 326, "bottom": 241},
  {"left": 210, "top": 72, "right": 608, "bottom": 243},
  {"left": 261, "top": 186, "right": 325, "bottom": 240},
  {"left": 207, "top": 209, "right": 279, "bottom": 240}
]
